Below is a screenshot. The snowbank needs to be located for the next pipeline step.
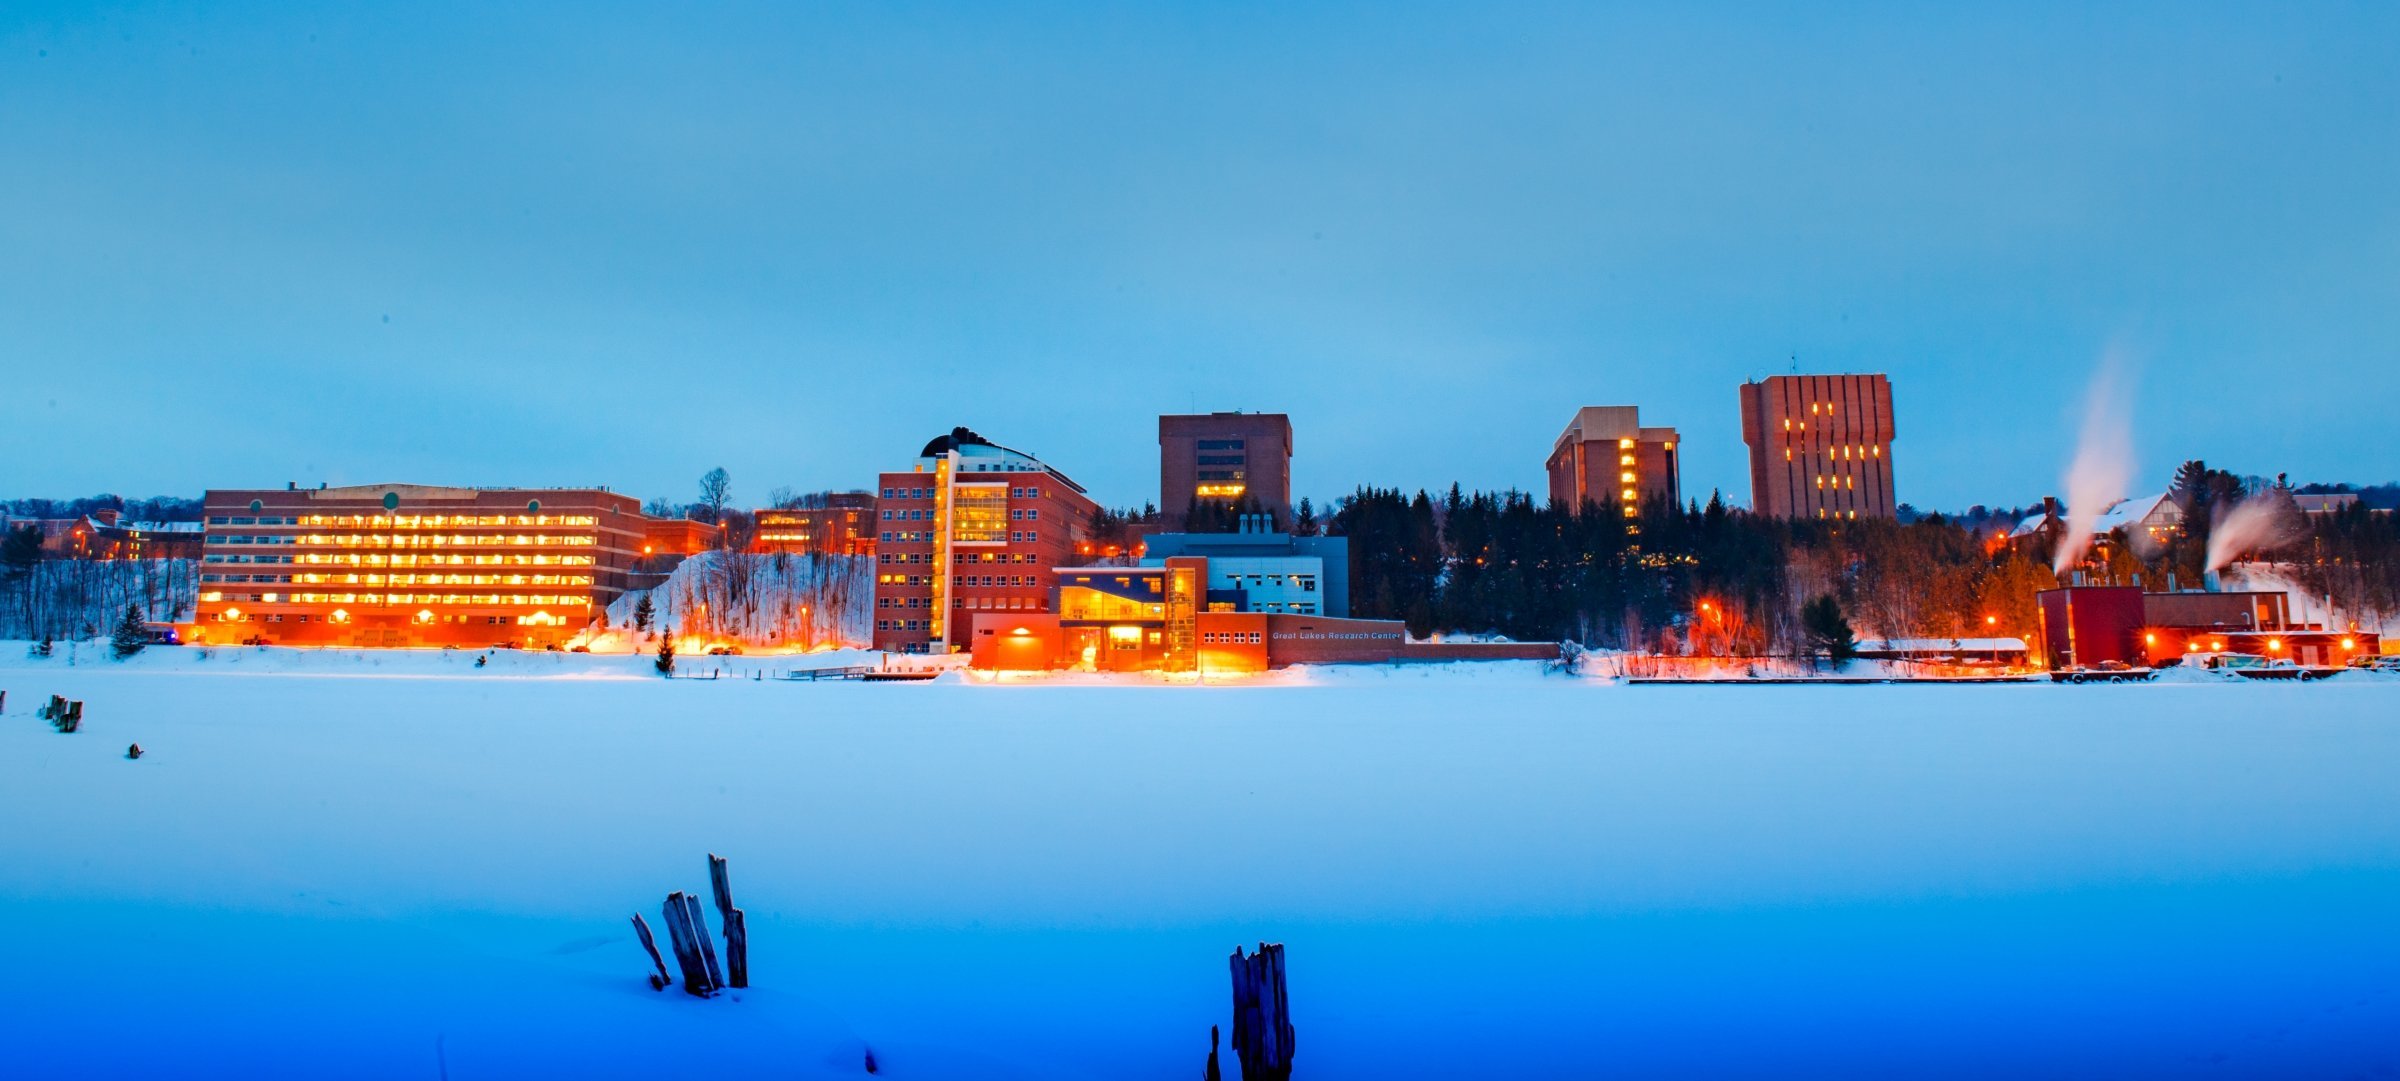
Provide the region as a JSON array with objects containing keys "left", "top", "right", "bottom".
[{"left": 599, "top": 549, "right": 871, "bottom": 652}]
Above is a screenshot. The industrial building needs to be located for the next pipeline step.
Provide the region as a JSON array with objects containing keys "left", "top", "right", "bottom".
[
  {"left": 870, "top": 428, "right": 1101, "bottom": 655},
  {"left": 1544, "top": 406, "right": 1680, "bottom": 522},
  {"left": 1739, "top": 374, "right": 1898, "bottom": 520},
  {"left": 192, "top": 484, "right": 654, "bottom": 649},
  {"left": 1158, "top": 412, "right": 1293, "bottom": 529},
  {"left": 2035, "top": 583, "right": 2378, "bottom": 670}
]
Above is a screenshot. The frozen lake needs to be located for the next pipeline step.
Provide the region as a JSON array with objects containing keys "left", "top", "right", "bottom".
[{"left": 4, "top": 646, "right": 2397, "bottom": 1079}]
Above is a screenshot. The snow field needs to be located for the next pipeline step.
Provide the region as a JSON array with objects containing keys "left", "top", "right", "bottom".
[{"left": 3, "top": 647, "right": 2398, "bottom": 1078}]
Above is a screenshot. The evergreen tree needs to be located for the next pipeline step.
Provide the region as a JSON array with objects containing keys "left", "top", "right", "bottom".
[
  {"left": 633, "top": 593, "right": 655, "bottom": 633},
  {"left": 1292, "top": 497, "right": 1318, "bottom": 537},
  {"left": 32, "top": 633, "right": 54, "bottom": 658},
  {"left": 1, "top": 524, "right": 41, "bottom": 582},
  {"left": 1801, "top": 595, "right": 1858, "bottom": 663},
  {"left": 111, "top": 604, "right": 149, "bottom": 659},
  {"left": 655, "top": 624, "right": 676, "bottom": 676}
]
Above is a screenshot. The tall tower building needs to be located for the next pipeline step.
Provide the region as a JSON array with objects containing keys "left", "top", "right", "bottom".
[
  {"left": 1545, "top": 406, "right": 1681, "bottom": 522},
  {"left": 1158, "top": 412, "right": 1293, "bottom": 530},
  {"left": 871, "top": 428, "right": 1098, "bottom": 655},
  {"left": 1739, "top": 374, "right": 1898, "bottom": 520}
]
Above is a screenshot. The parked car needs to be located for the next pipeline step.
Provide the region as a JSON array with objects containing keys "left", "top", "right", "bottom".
[{"left": 2346, "top": 655, "right": 2400, "bottom": 672}]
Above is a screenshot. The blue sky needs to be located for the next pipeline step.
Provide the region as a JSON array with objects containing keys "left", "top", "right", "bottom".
[{"left": 2, "top": 2, "right": 2394, "bottom": 513}]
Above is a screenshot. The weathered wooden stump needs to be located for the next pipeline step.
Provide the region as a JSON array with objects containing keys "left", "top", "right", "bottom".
[
  {"left": 661, "top": 891, "right": 716, "bottom": 995},
  {"left": 126, "top": 743, "right": 142, "bottom": 760},
  {"left": 709, "top": 853, "right": 748, "bottom": 988},
  {"left": 683, "top": 890, "right": 726, "bottom": 991},
  {"left": 1230, "top": 943, "right": 1295, "bottom": 1081},
  {"left": 1205, "top": 1024, "right": 1222, "bottom": 1081},
  {"left": 630, "top": 912, "right": 672, "bottom": 990},
  {"left": 53, "top": 700, "right": 83, "bottom": 733}
]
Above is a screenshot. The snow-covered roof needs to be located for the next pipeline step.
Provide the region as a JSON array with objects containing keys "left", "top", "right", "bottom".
[
  {"left": 2093, "top": 493, "right": 2177, "bottom": 534},
  {"left": 2008, "top": 512, "right": 2056, "bottom": 538},
  {"left": 1857, "top": 638, "right": 2029, "bottom": 652}
]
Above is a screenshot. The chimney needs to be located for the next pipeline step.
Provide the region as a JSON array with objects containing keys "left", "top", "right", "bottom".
[
  {"left": 287, "top": 481, "right": 297, "bottom": 490},
  {"left": 2042, "top": 495, "right": 2060, "bottom": 519}
]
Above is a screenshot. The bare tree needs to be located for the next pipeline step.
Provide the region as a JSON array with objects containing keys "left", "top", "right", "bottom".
[{"left": 697, "top": 468, "right": 733, "bottom": 525}]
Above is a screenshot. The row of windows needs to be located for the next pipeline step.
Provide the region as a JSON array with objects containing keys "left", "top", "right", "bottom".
[
  {"left": 209, "top": 516, "right": 301, "bottom": 525},
  {"left": 202, "top": 574, "right": 292, "bottom": 583},
  {"left": 229, "top": 534, "right": 600, "bottom": 548},
  {"left": 879, "top": 551, "right": 1036, "bottom": 565},
  {"left": 955, "top": 575, "right": 1037, "bottom": 587},
  {"left": 1195, "top": 455, "right": 1245, "bottom": 466},
  {"left": 876, "top": 619, "right": 934, "bottom": 632},
  {"left": 318, "top": 554, "right": 591, "bottom": 568},
  {"left": 1202, "top": 631, "right": 1263, "bottom": 644},
  {"left": 1224, "top": 574, "right": 1317, "bottom": 590},
  {"left": 1196, "top": 470, "right": 1245, "bottom": 481},
  {"left": 272, "top": 573, "right": 594, "bottom": 587},
  {"left": 880, "top": 531, "right": 935, "bottom": 543},
  {"left": 885, "top": 508, "right": 935, "bottom": 521},
  {"left": 202, "top": 591, "right": 590, "bottom": 607},
  {"left": 877, "top": 573, "right": 935, "bottom": 586},
  {"left": 205, "top": 554, "right": 294, "bottom": 564},
  {"left": 1195, "top": 439, "right": 1245, "bottom": 450},
  {"left": 954, "top": 597, "right": 1041, "bottom": 610},
  {"left": 881, "top": 487, "right": 936, "bottom": 499},
  {"left": 880, "top": 597, "right": 935, "bottom": 609}
]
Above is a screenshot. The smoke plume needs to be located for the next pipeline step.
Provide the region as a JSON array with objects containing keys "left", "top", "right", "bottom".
[
  {"left": 2205, "top": 494, "right": 2302, "bottom": 573},
  {"left": 2053, "top": 352, "right": 2135, "bottom": 574}
]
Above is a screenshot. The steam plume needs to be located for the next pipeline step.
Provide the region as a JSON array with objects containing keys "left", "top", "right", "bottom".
[
  {"left": 2205, "top": 494, "right": 2301, "bottom": 573},
  {"left": 2053, "top": 352, "right": 2135, "bottom": 574}
]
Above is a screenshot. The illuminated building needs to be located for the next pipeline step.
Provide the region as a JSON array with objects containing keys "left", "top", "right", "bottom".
[
  {"left": 969, "top": 556, "right": 1548, "bottom": 673},
  {"left": 1140, "top": 521, "right": 1348, "bottom": 618},
  {"left": 2035, "top": 583, "right": 2378, "bottom": 668},
  {"left": 752, "top": 492, "right": 877, "bottom": 556},
  {"left": 192, "top": 484, "right": 651, "bottom": 648},
  {"left": 1, "top": 509, "right": 202, "bottom": 561},
  {"left": 1544, "top": 406, "right": 1680, "bottom": 523},
  {"left": 1159, "top": 412, "right": 1293, "bottom": 529},
  {"left": 871, "top": 428, "right": 1100, "bottom": 654},
  {"left": 1739, "top": 374, "right": 1898, "bottom": 520}
]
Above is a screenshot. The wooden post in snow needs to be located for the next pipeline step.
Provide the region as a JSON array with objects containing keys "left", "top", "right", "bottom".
[
  {"left": 1204, "top": 1024, "right": 1222, "bottom": 1081},
  {"left": 661, "top": 891, "right": 715, "bottom": 995},
  {"left": 709, "top": 853, "right": 748, "bottom": 988},
  {"left": 630, "top": 913, "right": 672, "bottom": 990},
  {"left": 682, "top": 891, "right": 726, "bottom": 991},
  {"left": 1230, "top": 943, "right": 1296, "bottom": 1081}
]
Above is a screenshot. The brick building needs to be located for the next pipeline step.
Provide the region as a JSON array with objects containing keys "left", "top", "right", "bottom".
[
  {"left": 871, "top": 428, "right": 1099, "bottom": 654},
  {"left": 1159, "top": 412, "right": 1293, "bottom": 530},
  {"left": 192, "top": 484, "right": 651, "bottom": 648},
  {"left": 1544, "top": 406, "right": 1680, "bottom": 523},
  {"left": 1739, "top": 374, "right": 1898, "bottom": 519},
  {"left": 752, "top": 492, "right": 876, "bottom": 557}
]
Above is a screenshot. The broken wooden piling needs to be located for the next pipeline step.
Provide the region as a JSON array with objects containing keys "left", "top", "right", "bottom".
[
  {"left": 709, "top": 853, "right": 748, "bottom": 988},
  {"left": 683, "top": 891, "right": 725, "bottom": 990},
  {"left": 630, "top": 913, "right": 672, "bottom": 990},
  {"left": 660, "top": 891, "right": 716, "bottom": 995},
  {"left": 1230, "top": 943, "right": 1295, "bottom": 1081}
]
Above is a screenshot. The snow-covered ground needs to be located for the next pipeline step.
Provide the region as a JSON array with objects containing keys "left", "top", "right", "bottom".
[{"left": 5, "top": 646, "right": 2399, "bottom": 1079}]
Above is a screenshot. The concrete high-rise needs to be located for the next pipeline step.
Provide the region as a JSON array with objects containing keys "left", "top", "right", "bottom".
[
  {"left": 1545, "top": 406, "right": 1681, "bottom": 522},
  {"left": 1739, "top": 374, "right": 1898, "bottom": 520},
  {"left": 1158, "top": 412, "right": 1293, "bottom": 529}
]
